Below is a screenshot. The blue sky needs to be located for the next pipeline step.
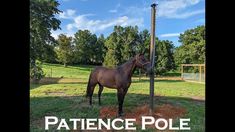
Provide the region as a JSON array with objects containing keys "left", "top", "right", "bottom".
[{"left": 52, "top": 0, "right": 205, "bottom": 47}]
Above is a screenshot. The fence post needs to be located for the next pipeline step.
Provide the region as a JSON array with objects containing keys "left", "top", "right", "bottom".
[
  {"left": 51, "top": 68, "right": 52, "bottom": 78},
  {"left": 199, "top": 65, "right": 202, "bottom": 82}
]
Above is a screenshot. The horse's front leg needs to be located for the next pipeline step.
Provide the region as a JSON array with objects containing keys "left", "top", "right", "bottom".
[
  {"left": 98, "top": 84, "right": 104, "bottom": 105},
  {"left": 117, "top": 88, "right": 128, "bottom": 117}
]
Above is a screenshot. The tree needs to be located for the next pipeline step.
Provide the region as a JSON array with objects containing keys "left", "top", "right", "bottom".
[
  {"left": 93, "top": 34, "right": 106, "bottom": 64},
  {"left": 42, "top": 44, "right": 57, "bottom": 63},
  {"left": 121, "top": 26, "right": 140, "bottom": 62},
  {"left": 155, "top": 39, "right": 175, "bottom": 75},
  {"left": 74, "top": 30, "right": 97, "bottom": 64},
  {"left": 30, "top": 60, "right": 45, "bottom": 83},
  {"left": 103, "top": 25, "right": 142, "bottom": 66},
  {"left": 138, "top": 29, "right": 150, "bottom": 53},
  {"left": 103, "top": 32, "right": 120, "bottom": 67},
  {"left": 174, "top": 25, "right": 205, "bottom": 66},
  {"left": 55, "top": 34, "right": 74, "bottom": 67},
  {"left": 30, "top": 0, "right": 61, "bottom": 63},
  {"left": 30, "top": 0, "right": 61, "bottom": 81},
  {"left": 179, "top": 25, "right": 205, "bottom": 46}
]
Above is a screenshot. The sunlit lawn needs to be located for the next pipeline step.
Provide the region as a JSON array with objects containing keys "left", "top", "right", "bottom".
[{"left": 30, "top": 63, "right": 205, "bottom": 131}]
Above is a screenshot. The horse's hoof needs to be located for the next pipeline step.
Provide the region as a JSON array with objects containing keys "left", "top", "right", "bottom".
[{"left": 117, "top": 112, "right": 125, "bottom": 117}]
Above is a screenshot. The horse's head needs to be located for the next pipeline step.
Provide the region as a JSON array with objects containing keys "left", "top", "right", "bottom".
[{"left": 135, "top": 53, "right": 151, "bottom": 72}]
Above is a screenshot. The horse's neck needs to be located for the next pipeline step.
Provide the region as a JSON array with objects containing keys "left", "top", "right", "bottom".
[{"left": 120, "top": 58, "right": 136, "bottom": 78}]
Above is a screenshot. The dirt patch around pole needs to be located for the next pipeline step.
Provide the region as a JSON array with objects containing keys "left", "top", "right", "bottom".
[{"left": 99, "top": 104, "right": 186, "bottom": 131}]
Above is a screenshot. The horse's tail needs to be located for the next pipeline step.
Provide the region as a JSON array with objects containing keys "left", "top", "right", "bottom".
[{"left": 86, "top": 72, "right": 92, "bottom": 98}]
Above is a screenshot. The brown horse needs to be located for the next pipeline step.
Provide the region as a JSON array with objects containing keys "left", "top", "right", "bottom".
[{"left": 86, "top": 54, "right": 151, "bottom": 116}]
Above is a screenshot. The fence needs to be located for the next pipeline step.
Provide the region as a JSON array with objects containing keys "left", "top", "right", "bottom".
[{"left": 181, "top": 64, "right": 205, "bottom": 83}]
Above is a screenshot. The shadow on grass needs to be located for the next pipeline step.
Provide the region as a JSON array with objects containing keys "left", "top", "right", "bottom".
[
  {"left": 30, "top": 93, "right": 205, "bottom": 120},
  {"left": 30, "top": 78, "right": 185, "bottom": 90},
  {"left": 30, "top": 77, "right": 88, "bottom": 90},
  {"left": 62, "top": 65, "right": 95, "bottom": 72},
  {"left": 43, "top": 63, "right": 95, "bottom": 72},
  {"left": 30, "top": 93, "right": 205, "bottom": 131},
  {"left": 132, "top": 79, "right": 184, "bottom": 83}
]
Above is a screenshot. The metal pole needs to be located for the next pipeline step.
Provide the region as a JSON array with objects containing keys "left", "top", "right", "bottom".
[{"left": 149, "top": 3, "right": 156, "bottom": 115}]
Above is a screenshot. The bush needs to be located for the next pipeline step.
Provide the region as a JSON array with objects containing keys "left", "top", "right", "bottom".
[{"left": 30, "top": 61, "right": 45, "bottom": 83}]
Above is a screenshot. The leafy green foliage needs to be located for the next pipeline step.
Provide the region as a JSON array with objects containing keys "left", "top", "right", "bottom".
[
  {"left": 55, "top": 34, "right": 74, "bottom": 67},
  {"left": 93, "top": 34, "right": 106, "bottom": 64},
  {"left": 103, "top": 26, "right": 145, "bottom": 67},
  {"left": 42, "top": 44, "right": 57, "bottom": 63},
  {"left": 174, "top": 25, "right": 205, "bottom": 66},
  {"left": 30, "top": 61, "right": 45, "bottom": 83},
  {"left": 30, "top": 0, "right": 61, "bottom": 62},
  {"left": 30, "top": 0, "right": 61, "bottom": 81},
  {"left": 155, "top": 40, "right": 175, "bottom": 75},
  {"left": 103, "top": 31, "right": 120, "bottom": 67},
  {"left": 73, "top": 30, "right": 98, "bottom": 64}
]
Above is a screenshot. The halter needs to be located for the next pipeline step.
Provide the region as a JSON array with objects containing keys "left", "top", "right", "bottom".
[{"left": 135, "top": 56, "right": 150, "bottom": 67}]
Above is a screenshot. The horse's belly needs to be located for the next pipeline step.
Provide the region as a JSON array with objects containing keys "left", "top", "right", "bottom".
[
  {"left": 100, "top": 82, "right": 117, "bottom": 89},
  {"left": 98, "top": 75, "right": 117, "bottom": 88}
]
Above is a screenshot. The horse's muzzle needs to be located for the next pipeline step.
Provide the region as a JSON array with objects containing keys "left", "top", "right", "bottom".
[{"left": 144, "top": 63, "right": 152, "bottom": 73}]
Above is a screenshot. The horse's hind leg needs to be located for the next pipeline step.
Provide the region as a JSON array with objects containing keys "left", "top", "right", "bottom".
[
  {"left": 98, "top": 84, "right": 104, "bottom": 105},
  {"left": 89, "top": 84, "right": 96, "bottom": 105}
]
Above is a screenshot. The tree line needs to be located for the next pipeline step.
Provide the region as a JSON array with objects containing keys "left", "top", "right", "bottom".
[
  {"left": 30, "top": 0, "right": 205, "bottom": 81},
  {"left": 38, "top": 25, "right": 205, "bottom": 74}
]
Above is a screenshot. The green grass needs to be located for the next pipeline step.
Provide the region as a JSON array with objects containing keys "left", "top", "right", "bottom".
[
  {"left": 42, "top": 63, "right": 94, "bottom": 79},
  {"left": 30, "top": 63, "right": 205, "bottom": 132}
]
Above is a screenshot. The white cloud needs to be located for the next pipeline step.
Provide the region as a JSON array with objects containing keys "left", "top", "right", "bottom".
[
  {"left": 158, "top": 0, "right": 204, "bottom": 19},
  {"left": 122, "top": 6, "right": 150, "bottom": 17},
  {"left": 67, "top": 15, "right": 143, "bottom": 33},
  {"left": 109, "top": 9, "right": 117, "bottom": 13},
  {"left": 51, "top": 30, "right": 74, "bottom": 39},
  {"left": 66, "top": 24, "right": 74, "bottom": 31},
  {"left": 168, "top": 9, "right": 205, "bottom": 19},
  {"left": 160, "top": 33, "right": 181, "bottom": 38},
  {"left": 121, "top": 0, "right": 203, "bottom": 19},
  {"left": 67, "top": 9, "right": 76, "bottom": 16},
  {"left": 59, "top": 9, "right": 76, "bottom": 19}
]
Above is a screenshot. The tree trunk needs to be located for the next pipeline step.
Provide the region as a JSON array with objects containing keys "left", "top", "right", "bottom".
[{"left": 64, "top": 63, "right": 67, "bottom": 67}]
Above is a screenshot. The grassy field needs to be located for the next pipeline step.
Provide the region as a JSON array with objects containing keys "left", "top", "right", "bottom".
[{"left": 30, "top": 63, "right": 205, "bottom": 132}]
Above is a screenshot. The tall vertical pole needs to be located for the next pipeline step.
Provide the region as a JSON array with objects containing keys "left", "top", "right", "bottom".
[
  {"left": 199, "top": 65, "right": 202, "bottom": 82},
  {"left": 149, "top": 3, "right": 156, "bottom": 115}
]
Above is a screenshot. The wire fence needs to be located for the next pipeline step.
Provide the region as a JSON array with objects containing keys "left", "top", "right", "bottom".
[{"left": 182, "top": 73, "right": 205, "bottom": 83}]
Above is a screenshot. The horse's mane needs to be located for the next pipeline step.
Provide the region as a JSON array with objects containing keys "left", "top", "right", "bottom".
[{"left": 117, "top": 57, "right": 136, "bottom": 70}]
